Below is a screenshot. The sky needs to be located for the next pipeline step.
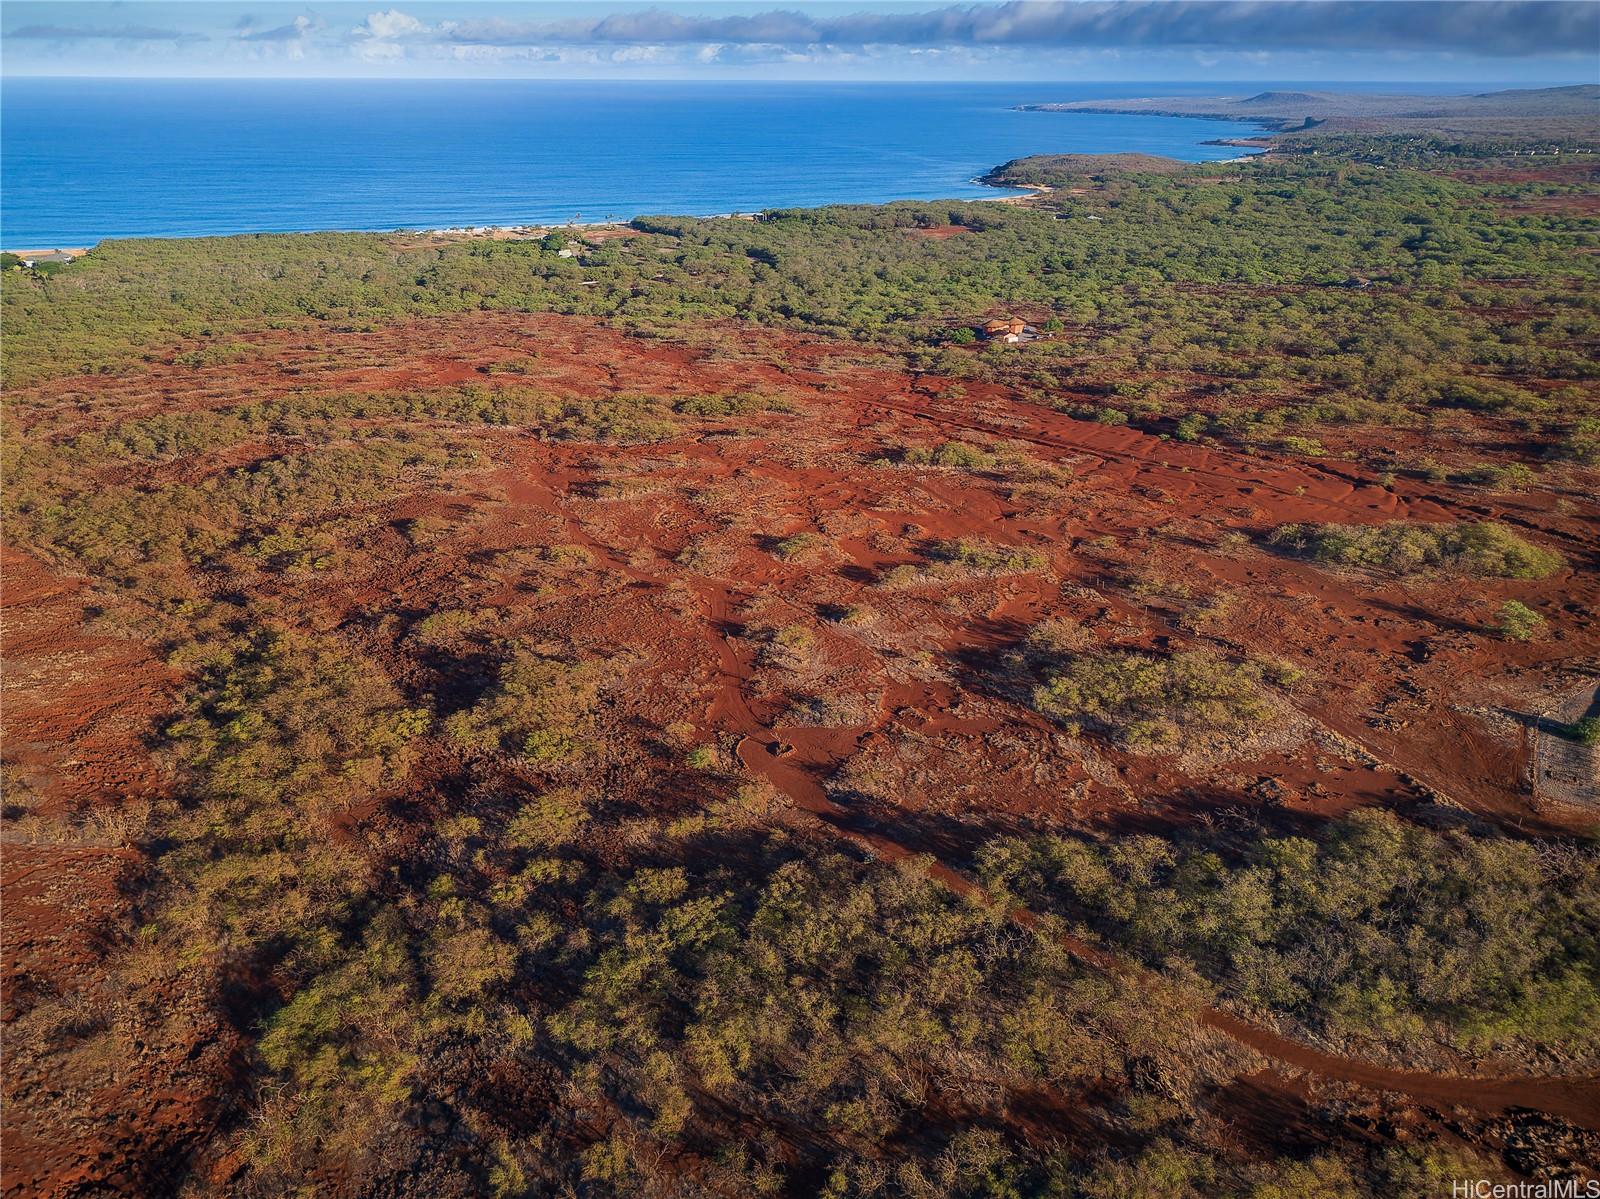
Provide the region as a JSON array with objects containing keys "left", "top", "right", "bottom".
[{"left": 2, "top": 1, "right": 1597, "bottom": 82}]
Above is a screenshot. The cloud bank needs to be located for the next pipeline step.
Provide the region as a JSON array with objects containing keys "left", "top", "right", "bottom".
[
  {"left": 351, "top": 2, "right": 1599, "bottom": 58},
  {"left": 237, "top": 16, "right": 316, "bottom": 44},
  {"left": 7, "top": 23, "right": 204, "bottom": 42},
  {"left": 6, "top": 1, "right": 1596, "bottom": 78}
]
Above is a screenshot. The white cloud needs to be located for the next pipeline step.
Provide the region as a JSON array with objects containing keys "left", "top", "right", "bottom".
[{"left": 356, "top": 9, "right": 428, "bottom": 41}]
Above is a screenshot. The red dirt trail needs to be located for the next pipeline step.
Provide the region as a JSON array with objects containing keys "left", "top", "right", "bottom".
[{"left": 732, "top": 733, "right": 1600, "bottom": 1132}]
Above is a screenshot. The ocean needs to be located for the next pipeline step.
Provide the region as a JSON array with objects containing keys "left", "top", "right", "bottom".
[{"left": 2, "top": 79, "right": 1277, "bottom": 245}]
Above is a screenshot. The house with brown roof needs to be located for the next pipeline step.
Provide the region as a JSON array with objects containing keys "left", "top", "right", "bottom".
[{"left": 981, "top": 316, "right": 1033, "bottom": 344}]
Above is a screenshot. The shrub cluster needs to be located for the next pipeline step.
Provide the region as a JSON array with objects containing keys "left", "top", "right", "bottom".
[
  {"left": 1268, "top": 520, "right": 1563, "bottom": 578},
  {"left": 979, "top": 810, "right": 1600, "bottom": 1060},
  {"left": 1032, "top": 649, "right": 1273, "bottom": 750}
]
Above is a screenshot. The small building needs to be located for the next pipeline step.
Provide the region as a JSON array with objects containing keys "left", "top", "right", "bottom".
[
  {"left": 23, "top": 251, "right": 75, "bottom": 268},
  {"left": 982, "top": 316, "right": 1039, "bottom": 345},
  {"left": 982, "top": 317, "right": 1027, "bottom": 341}
]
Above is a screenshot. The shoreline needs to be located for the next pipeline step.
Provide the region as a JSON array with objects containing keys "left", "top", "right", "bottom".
[
  {"left": 7, "top": 150, "right": 1285, "bottom": 250},
  {"left": 12, "top": 84, "right": 1588, "bottom": 251},
  {"left": 1, "top": 139, "right": 1239, "bottom": 250},
  {"left": 4, "top": 107, "right": 1301, "bottom": 253},
  {"left": 1, "top": 181, "right": 1055, "bottom": 252},
  {"left": 3, "top": 246, "right": 91, "bottom": 259}
]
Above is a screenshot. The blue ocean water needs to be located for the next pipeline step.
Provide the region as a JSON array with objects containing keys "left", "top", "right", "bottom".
[{"left": 5, "top": 79, "right": 1273, "bottom": 244}]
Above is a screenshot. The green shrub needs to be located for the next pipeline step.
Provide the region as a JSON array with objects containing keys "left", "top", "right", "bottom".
[
  {"left": 684, "top": 745, "right": 719, "bottom": 770},
  {"left": 1494, "top": 600, "right": 1544, "bottom": 641},
  {"left": 1277, "top": 434, "right": 1325, "bottom": 456},
  {"left": 772, "top": 532, "right": 819, "bottom": 561},
  {"left": 1559, "top": 417, "right": 1600, "bottom": 465},
  {"left": 1434, "top": 378, "right": 1546, "bottom": 413},
  {"left": 1032, "top": 650, "right": 1271, "bottom": 747},
  {"left": 549, "top": 844, "right": 1193, "bottom": 1169},
  {"left": 763, "top": 623, "right": 816, "bottom": 665},
  {"left": 167, "top": 625, "right": 427, "bottom": 809},
  {"left": 930, "top": 440, "right": 995, "bottom": 469},
  {"left": 1269, "top": 521, "right": 1563, "bottom": 579},
  {"left": 505, "top": 788, "right": 590, "bottom": 849},
  {"left": 674, "top": 391, "right": 787, "bottom": 417},
  {"left": 445, "top": 645, "right": 604, "bottom": 762},
  {"left": 903, "top": 440, "right": 995, "bottom": 470},
  {"left": 1457, "top": 461, "right": 1536, "bottom": 491},
  {"left": 979, "top": 808, "right": 1600, "bottom": 1058},
  {"left": 933, "top": 538, "right": 1048, "bottom": 575}
]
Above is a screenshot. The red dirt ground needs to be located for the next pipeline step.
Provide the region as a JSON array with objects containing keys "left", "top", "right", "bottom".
[
  {"left": 5, "top": 310, "right": 1597, "bottom": 1193},
  {"left": 1, "top": 551, "right": 234, "bottom": 1198},
  {"left": 1, "top": 548, "right": 174, "bottom": 814}
]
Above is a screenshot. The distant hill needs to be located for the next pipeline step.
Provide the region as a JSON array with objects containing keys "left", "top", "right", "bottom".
[
  {"left": 1021, "top": 85, "right": 1600, "bottom": 141},
  {"left": 1239, "top": 91, "right": 1325, "bottom": 106}
]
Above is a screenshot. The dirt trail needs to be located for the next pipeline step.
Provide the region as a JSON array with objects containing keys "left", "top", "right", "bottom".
[
  {"left": 732, "top": 733, "right": 1600, "bottom": 1130},
  {"left": 646, "top": 550, "right": 1500, "bottom": 1119}
]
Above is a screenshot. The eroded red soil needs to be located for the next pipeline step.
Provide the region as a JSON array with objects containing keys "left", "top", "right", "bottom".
[
  {"left": 1, "top": 548, "right": 174, "bottom": 814},
  {"left": 1, "top": 552, "right": 231, "bottom": 1198},
  {"left": 5, "top": 310, "right": 1598, "bottom": 1193}
]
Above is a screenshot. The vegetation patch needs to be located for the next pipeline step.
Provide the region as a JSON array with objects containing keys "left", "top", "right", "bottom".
[
  {"left": 167, "top": 624, "right": 427, "bottom": 811},
  {"left": 933, "top": 538, "right": 1048, "bottom": 574},
  {"left": 1268, "top": 520, "right": 1563, "bottom": 579},
  {"left": 444, "top": 644, "right": 606, "bottom": 763},
  {"left": 979, "top": 810, "right": 1600, "bottom": 1060},
  {"left": 903, "top": 440, "right": 996, "bottom": 470},
  {"left": 674, "top": 390, "right": 792, "bottom": 417},
  {"left": 770, "top": 531, "right": 820, "bottom": 562},
  {"left": 547, "top": 844, "right": 1200, "bottom": 1193},
  {"left": 1032, "top": 649, "right": 1273, "bottom": 751},
  {"left": 876, "top": 538, "right": 1049, "bottom": 587},
  {"left": 1494, "top": 599, "right": 1545, "bottom": 641}
]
